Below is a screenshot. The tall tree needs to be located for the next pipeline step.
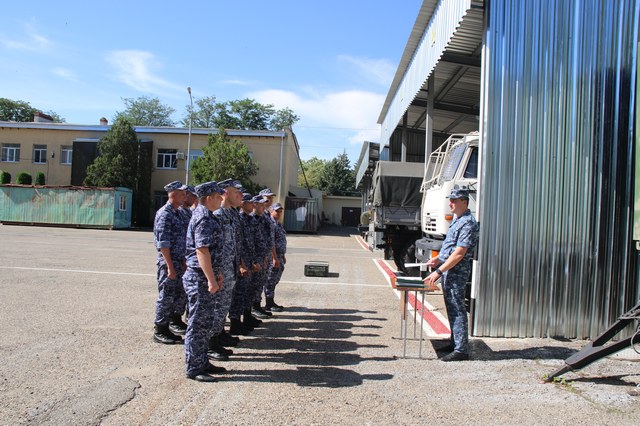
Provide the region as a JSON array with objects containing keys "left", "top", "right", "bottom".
[
  {"left": 191, "top": 128, "right": 259, "bottom": 191},
  {"left": 114, "top": 96, "right": 176, "bottom": 126},
  {"left": 270, "top": 107, "right": 300, "bottom": 131},
  {"left": 181, "top": 95, "right": 222, "bottom": 128},
  {"left": 84, "top": 117, "right": 151, "bottom": 225},
  {"left": 0, "top": 98, "right": 64, "bottom": 122},
  {"left": 318, "top": 152, "right": 357, "bottom": 196},
  {"left": 297, "top": 157, "right": 327, "bottom": 188}
]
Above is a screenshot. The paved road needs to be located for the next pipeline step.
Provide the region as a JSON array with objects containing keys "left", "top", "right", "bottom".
[{"left": 1, "top": 224, "right": 638, "bottom": 425}]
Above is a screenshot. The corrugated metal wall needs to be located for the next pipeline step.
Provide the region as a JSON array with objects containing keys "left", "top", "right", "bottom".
[
  {"left": 475, "top": 0, "right": 640, "bottom": 338},
  {"left": 0, "top": 186, "right": 132, "bottom": 229}
]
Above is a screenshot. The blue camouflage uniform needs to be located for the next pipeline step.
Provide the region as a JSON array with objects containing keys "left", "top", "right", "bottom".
[
  {"left": 173, "top": 205, "right": 192, "bottom": 318},
  {"left": 251, "top": 199, "right": 270, "bottom": 304},
  {"left": 183, "top": 201, "right": 223, "bottom": 377},
  {"left": 265, "top": 214, "right": 287, "bottom": 298},
  {"left": 437, "top": 208, "right": 478, "bottom": 355},
  {"left": 229, "top": 208, "right": 256, "bottom": 319},
  {"left": 257, "top": 209, "right": 275, "bottom": 303},
  {"left": 211, "top": 206, "right": 238, "bottom": 335},
  {"left": 154, "top": 200, "right": 187, "bottom": 327}
]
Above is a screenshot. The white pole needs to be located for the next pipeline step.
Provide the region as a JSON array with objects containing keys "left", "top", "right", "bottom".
[{"left": 185, "top": 87, "right": 193, "bottom": 184}]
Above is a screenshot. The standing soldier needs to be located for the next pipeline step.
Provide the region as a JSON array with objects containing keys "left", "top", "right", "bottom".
[
  {"left": 229, "top": 193, "right": 261, "bottom": 335},
  {"left": 423, "top": 189, "right": 479, "bottom": 361},
  {"left": 170, "top": 185, "right": 198, "bottom": 336},
  {"left": 182, "top": 181, "right": 226, "bottom": 382},
  {"left": 265, "top": 203, "right": 287, "bottom": 312},
  {"left": 153, "top": 181, "right": 187, "bottom": 344},
  {"left": 254, "top": 188, "right": 277, "bottom": 313},
  {"left": 209, "top": 179, "right": 244, "bottom": 360},
  {"left": 250, "top": 196, "right": 271, "bottom": 319}
]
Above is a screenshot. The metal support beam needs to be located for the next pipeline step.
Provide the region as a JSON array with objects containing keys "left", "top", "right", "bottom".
[{"left": 425, "top": 75, "right": 434, "bottom": 164}]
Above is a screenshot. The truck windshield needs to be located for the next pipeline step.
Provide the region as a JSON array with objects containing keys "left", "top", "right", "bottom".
[
  {"left": 439, "top": 143, "right": 467, "bottom": 183},
  {"left": 464, "top": 147, "right": 478, "bottom": 179}
]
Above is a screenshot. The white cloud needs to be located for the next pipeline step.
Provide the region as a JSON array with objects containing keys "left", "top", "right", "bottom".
[
  {"left": 52, "top": 67, "right": 77, "bottom": 81},
  {"left": 221, "top": 79, "right": 254, "bottom": 86},
  {"left": 337, "top": 55, "right": 395, "bottom": 87},
  {"left": 104, "top": 50, "right": 181, "bottom": 94},
  {"left": 0, "top": 22, "right": 53, "bottom": 52},
  {"left": 249, "top": 88, "right": 382, "bottom": 144}
]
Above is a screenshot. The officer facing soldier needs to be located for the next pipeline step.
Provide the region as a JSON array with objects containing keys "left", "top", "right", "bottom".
[
  {"left": 265, "top": 202, "right": 287, "bottom": 312},
  {"left": 423, "top": 188, "right": 479, "bottom": 361}
]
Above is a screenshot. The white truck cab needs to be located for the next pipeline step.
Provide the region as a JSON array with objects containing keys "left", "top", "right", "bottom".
[{"left": 415, "top": 132, "right": 479, "bottom": 264}]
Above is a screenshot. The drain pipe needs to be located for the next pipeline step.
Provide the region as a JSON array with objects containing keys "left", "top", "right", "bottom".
[{"left": 278, "top": 133, "right": 284, "bottom": 202}]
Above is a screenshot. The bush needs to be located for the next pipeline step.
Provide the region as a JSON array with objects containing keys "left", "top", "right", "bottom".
[
  {"left": 35, "top": 172, "right": 46, "bottom": 185},
  {"left": 17, "top": 172, "right": 32, "bottom": 185},
  {"left": 0, "top": 171, "right": 9, "bottom": 184}
]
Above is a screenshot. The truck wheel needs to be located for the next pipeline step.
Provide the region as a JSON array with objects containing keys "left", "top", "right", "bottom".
[{"left": 394, "top": 243, "right": 420, "bottom": 277}]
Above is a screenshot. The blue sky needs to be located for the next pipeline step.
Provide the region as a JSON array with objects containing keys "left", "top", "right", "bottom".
[{"left": 0, "top": 0, "right": 422, "bottom": 163}]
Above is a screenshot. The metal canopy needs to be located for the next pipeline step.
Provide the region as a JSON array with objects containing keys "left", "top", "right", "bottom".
[{"left": 379, "top": 0, "right": 484, "bottom": 143}]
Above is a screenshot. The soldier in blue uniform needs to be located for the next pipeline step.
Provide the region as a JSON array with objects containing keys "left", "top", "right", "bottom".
[
  {"left": 253, "top": 188, "right": 277, "bottom": 314},
  {"left": 209, "top": 179, "right": 245, "bottom": 360},
  {"left": 250, "top": 196, "right": 271, "bottom": 319},
  {"left": 153, "top": 181, "right": 187, "bottom": 344},
  {"left": 229, "top": 193, "right": 263, "bottom": 334},
  {"left": 424, "top": 188, "right": 479, "bottom": 361},
  {"left": 265, "top": 202, "right": 287, "bottom": 312},
  {"left": 182, "top": 181, "right": 226, "bottom": 382},
  {"left": 170, "top": 185, "right": 198, "bottom": 336}
]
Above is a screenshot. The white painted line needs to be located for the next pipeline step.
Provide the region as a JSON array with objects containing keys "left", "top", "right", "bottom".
[
  {"left": 279, "top": 280, "right": 387, "bottom": 288},
  {"left": 0, "top": 266, "right": 154, "bottom": 277}
]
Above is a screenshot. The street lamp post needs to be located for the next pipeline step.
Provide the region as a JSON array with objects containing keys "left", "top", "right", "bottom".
[{"left": 185, "top": 86, "right": 193, "bottom": 184}]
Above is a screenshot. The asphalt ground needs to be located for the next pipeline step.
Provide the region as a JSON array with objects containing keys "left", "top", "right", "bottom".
[{"left": 1, "top": 224, "right": 639, "bottom": 425}]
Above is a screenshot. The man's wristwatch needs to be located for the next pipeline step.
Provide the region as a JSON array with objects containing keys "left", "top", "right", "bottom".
[{"left": 435, "top": 268, "right": 443, "bottom": 276}]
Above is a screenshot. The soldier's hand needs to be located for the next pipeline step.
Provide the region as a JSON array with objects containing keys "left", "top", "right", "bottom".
[
  {"left": 208, "top": 280, "right": 219, "bottom": 294},
  {"left": 217, "top": 273, "right": 224, "bottom": 289},
  {"left": 426, "top": 257, "right": 440, "bottom": 268},
  {"left": 168, "top": 268, "right": 177, "bottom": 280},
  {"left": 274, "top": 258, "right": 280, "bottom": 269},
  {"left": 423, "top": 271, "right": 439, "bottom": 287},
  {"left": 252, "top": 263, "right": 261, "bottom": 272},
  {"left": 240, "top": 266, "right": 249, "bottom": 277}
]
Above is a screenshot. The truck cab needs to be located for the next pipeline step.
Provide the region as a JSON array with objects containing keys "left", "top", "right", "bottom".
[{"left": 415, "top": 132, "right": 479, "bottom": 265}]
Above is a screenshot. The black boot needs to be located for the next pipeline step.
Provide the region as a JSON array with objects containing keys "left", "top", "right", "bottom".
[
  {"left": 230, "top": 318, "right": 252, "bottom": 335},
  {"left": 219, "top": 330, "right": 240, "bottom": 346},
  {"left": 252, "top": 302, "right": 272, "bottom": 318},
  {"left": 169, "top": 314, "right": 187, "bottom": 335},
  {"left": 153, "top": 324, "right": 182, "bottom": 344},
  {"left": 207, "top": 335, "right": 231, "bottom": 360},
  {"left": 265, "top": 297, "right": 284, "bottom": 312},
  {"left": 244, "top": 309, "right": 262, "bottom": 327}
]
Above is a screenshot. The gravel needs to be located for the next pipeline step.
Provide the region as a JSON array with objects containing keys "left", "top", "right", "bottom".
[{"left": 1, "top": 224, "right": 639, "bottom": 425}]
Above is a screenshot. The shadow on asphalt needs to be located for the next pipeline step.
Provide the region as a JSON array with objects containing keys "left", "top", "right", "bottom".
[
  {"left": 220, "top": 306, "right": 395, "bottom": 387},
  {"left": 430, "top": 338, "right": 578, "bottom": 361}
]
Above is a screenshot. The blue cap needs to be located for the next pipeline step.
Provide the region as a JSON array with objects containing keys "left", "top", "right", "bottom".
[
  {"left": 185, "top": 185, "right": 197, "bottom": 195},
  {"left": 447, "top": 188, "right": 470, "bottom": 200},
  {"left": 164, "top": 181, "right": 185, "bottom": 193},
  {"left": 269, "top": 202, "right": 283, "bottom": 211},
  {"left": 259, "top": 188, "right": 276, "bottom": 196},
  {"left": 242, "top": 192, "right": 253, "bottom": 202},
  {"left": 218, "top": 179, "right": 243, "bottom": 190},
  {"left": 251, "top": 195, "right": 266, "bottom": 204},
  {"left": 195, "top": 181, "right": 224, "bottom": 198}
]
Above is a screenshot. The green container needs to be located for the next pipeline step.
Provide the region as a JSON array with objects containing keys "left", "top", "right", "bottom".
[{"left": 0, "top": 185, "right": 132, "bottom": 229}]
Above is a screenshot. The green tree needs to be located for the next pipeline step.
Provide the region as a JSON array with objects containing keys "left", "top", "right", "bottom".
[
  {"left": 0, "top": 98, "right": 40, "bottom": 122},
  {"left": 45, "top": 110, "right": 66, "bottom": 123},
  {"left": 1, "top": 171, "right": 11, "bottom": 184},
  {"left": 297, "top": 157, "right": 327, "bottom": 188},
  {"left": 181, "top": 95, "right": 223, "bottom": 128},
  {"left": 270, "top": 107, "right": 300, "bottom": 131},
  {"left": 318, "top": 152, "right": 356, "bottom": 195},
  {"left": 114, "top": 96, "right": 176, "bottom": 126},
  {"left": 84, "top": 117, "right": 151, "bottom": 225},
  {"left": 191, "top": 129, "right": 259, "bottom": 190},
  {"left": 35, "top": 172, "right": 46, "bottom": 185}
]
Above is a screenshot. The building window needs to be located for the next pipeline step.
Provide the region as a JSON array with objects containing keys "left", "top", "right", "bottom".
[
  {"left": 60, "top": 145, "right": 73, "bottom": 165},
  {"left": 154, "top": 191, "right": 169, "bottom": 211},
  {"left": 1, "top": 143, "right": 20, "bottom": 162},
  {"left": 33, "top": 144, "right": 47, "bottom": 164},
  {"left": 156, "top": 149, "right": 177, "bottom": 169},
  {"left": 118, "top": 195, "right": 127, "bottom": 211},
  {"left": 186, "top": 149, "right": 203, "bottom": 170}
]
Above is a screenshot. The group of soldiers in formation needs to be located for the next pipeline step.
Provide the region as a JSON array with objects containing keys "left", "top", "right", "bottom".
[{"left": 153, "top": 179, "right": 288, "bottom": 382}]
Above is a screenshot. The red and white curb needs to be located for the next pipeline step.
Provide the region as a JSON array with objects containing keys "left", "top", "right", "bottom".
[
  {"left": 354, "top": 235, "right": 370, "bottom": 251},
  {"left": 373, "top": 259, "right": 450, "bottom": 338}
]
